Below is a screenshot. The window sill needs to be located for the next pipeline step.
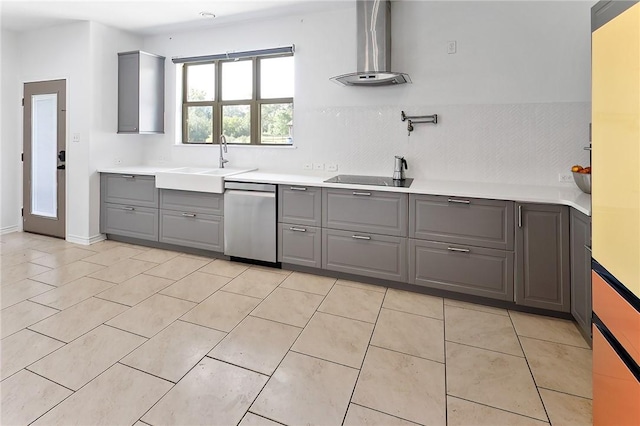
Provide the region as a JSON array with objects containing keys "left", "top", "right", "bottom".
[{"left": 173, "top": 143, "right": 297, "bottom": 149}]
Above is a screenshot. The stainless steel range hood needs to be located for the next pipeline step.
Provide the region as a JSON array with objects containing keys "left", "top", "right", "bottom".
[{"left": 331, "top": 0, "right": 410, "bottom": 87}]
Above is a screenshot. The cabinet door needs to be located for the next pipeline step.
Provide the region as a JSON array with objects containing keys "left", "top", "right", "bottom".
[
  {"left": 278, "top": 185, "right": 321, "bottom": 227},
  {"left": 159, "top": 210, "right": 223, "bottom": 252},
  {"left": 117, "top": 52, "right": 140, "bottom": 133},
  {"left": 102, "top": 203, "right": 159, "bottom": 241},
  {"left": 278, "top": 224, "right": 321, "bottom": 268},
  {"left": 571, "top": 208, "right": 592, "bottom": 339},
  {"left": 515, "top": 203, "right": 570, "bottom": 312},
  {"left": 101, "top": 173, "right": 158, "bottom": 208}
]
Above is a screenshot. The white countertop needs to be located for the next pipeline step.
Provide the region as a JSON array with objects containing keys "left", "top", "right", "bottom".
[{"left": 98, "top": 166, "right": 591, "bottom": 216}]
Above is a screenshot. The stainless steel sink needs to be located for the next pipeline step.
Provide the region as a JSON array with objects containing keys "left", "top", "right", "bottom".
[{"left": 155, "top": 167, "right": 256, "bottom": 193}]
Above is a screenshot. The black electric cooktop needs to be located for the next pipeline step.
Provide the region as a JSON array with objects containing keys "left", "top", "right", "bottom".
[{"left": 324, "top": 174, "right": 413, "bottom": 188}]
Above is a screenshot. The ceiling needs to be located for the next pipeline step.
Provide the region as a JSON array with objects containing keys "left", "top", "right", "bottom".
[{"left": 0, "top": 0, "right": 349, "bottom": 35}]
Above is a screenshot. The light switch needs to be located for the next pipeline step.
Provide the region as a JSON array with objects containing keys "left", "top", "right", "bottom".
[{"left": 72, "top": 133, "right": 81, "bottom": 143}]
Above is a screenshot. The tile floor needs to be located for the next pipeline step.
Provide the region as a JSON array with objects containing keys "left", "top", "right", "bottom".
[{"left": 0, "top": 232, "right": 594, "bottom": 425}]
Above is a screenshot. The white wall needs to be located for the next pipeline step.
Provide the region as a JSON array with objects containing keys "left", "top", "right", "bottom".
[
  {"left": 143, "top": 1, "right": 592, "bottom": 186},
  {"left": 0, "top": 30, "right": 21, "bottom": 233}
]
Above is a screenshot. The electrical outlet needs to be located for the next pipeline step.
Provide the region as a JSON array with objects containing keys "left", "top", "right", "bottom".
[
  {"left": 314, "top": 163, "right": 325, "bottom": 171},
  {"left": 72, "top": 133, "right": 81, "bottom": 143},
  {"left": 447, "top": 40, "right": 457, "bottom": 54},
  {"left": 326, "top": 163, "right": 338, "bottom": 172},
  {"left": 303, "top": 163, "right": 312, "bottom": 170},
  {"left": 558, "top": 173, "right": 573, "bottom": 183}
]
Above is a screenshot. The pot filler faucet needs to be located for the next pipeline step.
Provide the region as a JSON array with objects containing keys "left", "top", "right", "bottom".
[{"left": 219, "top": 134, "right": 229, "bottom": 168}]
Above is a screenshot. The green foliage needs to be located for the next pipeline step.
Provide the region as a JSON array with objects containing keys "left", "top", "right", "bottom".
[
  {"left": 261, "top": 103, "right": 293, "bottom": 144},
  {"left": 223, "top": 106, "right": 250, "bottom": 143},
  {"left": 186, "top": 88, "right": 212, "bottom": 143}
]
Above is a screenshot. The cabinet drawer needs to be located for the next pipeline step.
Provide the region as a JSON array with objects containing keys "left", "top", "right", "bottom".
[
  {"left": 102, "top": 203, "right": 159, "bottom": 241},
  {"left": 323, "top": 188, "right": 408, "bottom": 237},
  {"left": 101, "top": 174, "right": 158, "bottom": 208},
  {"left": 278, "top": 185, "right": 321, "bottom": 227},
  {"left": 409, "top": 239, "right": 514, "bottom": 301},
  {"left": 160, "top": 189, "right": 223, "bottom": 215},
  {"left": 159, "top": 210, "right": 223, "bottom": 252},
  {"left": 410, "top": 194, "right": 514, "bottom": 250},
  {"left": 322, "top": 228, "right": 407, "bottom": 282},
  {"left": 278, "top": 223, "right": 321, "bottom": 268}
]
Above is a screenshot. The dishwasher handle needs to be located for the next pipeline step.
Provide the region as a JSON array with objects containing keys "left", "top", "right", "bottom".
[{"left": 225, "top": 181, "right": 276, "bottom": 192}]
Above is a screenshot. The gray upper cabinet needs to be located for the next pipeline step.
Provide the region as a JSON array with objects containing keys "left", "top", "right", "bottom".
[
  {"left": 410, "top": 195, "right": 514, "bottom": 250},
  {"left": 323, "top": 188, "right": 408, "bottom": 237},
  {"left": 278, "top": 186, "right": 321, "bottom": 227},
  {"left": 118, "top": 51, "right": 165, "bottom": 134},
  {"left": 570, "top": 208, "right": 592, "bottom": 341},
  {"left": 515, "top": 203, "right": 571, "bottom": 312}
]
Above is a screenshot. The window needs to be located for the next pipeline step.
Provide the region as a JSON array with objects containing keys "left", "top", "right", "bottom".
[{"left": 179, "top": 48, "right": 294, "bottom": 145}]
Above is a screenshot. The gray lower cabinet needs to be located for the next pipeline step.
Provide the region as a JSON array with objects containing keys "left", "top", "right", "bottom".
[
  {"left": 570, "top": 208, "right": 592, "bottom": 339},
  {"left": 515, "top": 203, "right": 571, "bottom": 312},
  {"left": 101, "top": 204, "right": 159, "bottom": 241},
  {"left": 409, "top": 239, "right": 514, "bottom": 301},
  {"left": 278, "top": 223, "right": 321, "bottom": 268},
  {"left": 159, "top": 210, "right": 223, "bottom": 252},
  {"left": 101, "top": 174, "right": 158, "bottom": 208},
  {"left": 278, "top": 186, "right": 321, "bottom": 227},
  {"left": 322, "top": 228, "right": 407, "bottom": 282},
  {"left": 160, "top": 189, "right": 223, "bottom": 215}
]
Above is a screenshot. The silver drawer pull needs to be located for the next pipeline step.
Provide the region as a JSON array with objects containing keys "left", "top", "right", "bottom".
[
  {"left": 448, "top": 198, "right": 470, "bottom": 204},
  {"left": 182, "top": 213, "right": 197, "bottom": 218},
  {"left": 447, "top": 247, "right": 470, "bottom": 253},
  {"left": 352, "top": 235, "right": 371, "bottom": 240},
  {"left": 289, "top": 227, "right": 307, "bottom": 232},
  {"left": 352, "top": 191, "right": 371, "bottom": 196},
  {"left": 290, "top": 187, "right": 307, "bottom": 191},
  {"left": 122, "top": 206, "right": 135, "bottom": 211},
  {"left": 121, "top": 175, "right": 135, "bottom": 179}
]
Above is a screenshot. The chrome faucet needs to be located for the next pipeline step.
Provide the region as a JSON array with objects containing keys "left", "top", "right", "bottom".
[{"left": 219, "top": 134, "right": 229, "bottom": 168}]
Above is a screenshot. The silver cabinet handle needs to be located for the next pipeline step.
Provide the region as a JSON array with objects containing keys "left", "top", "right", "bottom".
[
  {"left": 352, "top": 235, "right": 371, "bottom": 240},
  {"left": 448, "top": 198, "right": 470, "bottom": 204},
  {"left": 289, "top": 227, "right": 307, "bottom": 232},
  {"left": 447, "top": 247, "right": 470, "bottom": 253},
  {"left": 518, "top": 205, "right": 522, "bottom": 228},
  {"left": 585, "top": 245, "right": 592, "bottom": 252},
  {"left": 121, "top": 175, "right": 135, "bottom": 179},
  {"left": 352, "top": 191, "right": 371, "bottom": 196},
  {"left": 122, "top": 206, "right": 135, "bottom": 211},
  {"left": 290, "top": 187, "right": 307, "bottom": 191},
  {"left": 182, "top": 213, "right": 197, "bottom": 218}
]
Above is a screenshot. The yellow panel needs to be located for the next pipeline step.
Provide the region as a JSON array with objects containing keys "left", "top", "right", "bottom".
[{"left": 592, "top": 3, "right": 640, "bottom": 297}]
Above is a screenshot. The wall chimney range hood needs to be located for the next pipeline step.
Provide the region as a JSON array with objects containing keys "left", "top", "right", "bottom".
[{"left": 331, "top": 0, "right": 410, "bottom": 87}]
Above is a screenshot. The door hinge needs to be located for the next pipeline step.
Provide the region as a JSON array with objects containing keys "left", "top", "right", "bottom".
[
  {"left": 21, "top": 208, "right": 24, "bottom": 217},
  {"left": 21, "top": 153, "right": 23, "bottom": 162},
  {"left": 21, "top": 98, "right": 24, "bottom": 107}
]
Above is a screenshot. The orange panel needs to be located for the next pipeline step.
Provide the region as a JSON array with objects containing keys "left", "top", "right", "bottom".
[
  {"left": 593, "top": 327, "right": 640, "bottom": 426},
  {"left": 593, "top": 270, "right": 640, "bottom": 365}
]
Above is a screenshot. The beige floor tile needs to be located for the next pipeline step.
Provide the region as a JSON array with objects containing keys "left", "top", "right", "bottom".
[
  {"left": 344, "top": 404, "right": 420, "bottom": 426},
  {"left": 106, "top": 294, "right": 196, "bottom": 338},
  {"left": 446, "top": 341, "right": 547, "bottom": 421},
  {"left": 30, "top": 247, "right": 97, "bottom": 268},
  {"left": 293, "top": 312, "right": 374, "bottom": 368},
  {"left": 447, "top": 396, "right": 549, "bottom": 426},
  {"left": 29, "top": 276, "right": 114, "bottom": 310},
  {"left": 199, "top": 258, "right": 249, "bottom": 278},
  {"left": 445, "top": 305, "right": 523, "bottom": 356},
  {"left": 520, "top": 336, "right": 592, "bottom": 399},
  {"left": 132, "top": 248, "right": 181, "bottom": 263},
  {"left": 1, "top": 262, "right": 51, "bottom": 286},
  {"left": 209, "top": 316, "right": 300, "bottom": 375},
  {"left": 251, "top": 352, "right": 359, "bottom": 426},
  {"left": 29, "top": 325, "right": 146, "bottom": 390},
  {"left": 279, "top": 272, "right": 336, "bottom": 295},
  {"left": 352, "top": 346, "right": 445, "bottom": 425},
  {"left": 249, "top": 265, "right": 291, "bottom": 276},
  {"left": 33, "top": 363, "right": 172, "bottom": 426},
  {"left": 383, "top": 288, "right": 444, "bottom": 319},
  {"left": 1, "top": 369, "right": 72, "bottom": 426},
  {"left": 88, "top": 258, "right": 157, "bottom": 284},
  {"left": 444, "top": 298, "right": 509, "bottom": 316},
  {"left": 182, "top": 290, "right": 261, "bottom": 332},
  {"left": 1, "top": 300, "right": 58, "bottom": 339},
  {"left": 336, "top": 278, "right": 387, "bottom": 293},
  {"left": 160, "top": 271, "right": 230, "bottom": 303},
  {"left": 1, "top": 279, "right": 54, "bottom": 309},
  {"left": 179, "top": 252, "right": 215, "bottom": 261},
  {"left": 318, "top": 284, "right": 384, "bottom": 323},
  {"left": 85, "top": 239, "right": 124, "bottom": 252},
  {"left": 144, "top": 256, "right": 211, "bottom": 281},
  {"left": 371, "top": 308, "right": 444, "bottom": 362},
  {"left": 539, "top": 388, "right": 592, "bottom": 426},
  {"left": 0, "top": 329, "right": 65, "bottom": 380},
  {"left": 82, "top": 245, "right": 146, "bottom": 266},
  {"left": 222, "top": 268, "right": 286, "bottom": 299},
  {"left": 1, "top": 248, "right": 48, "bottom": 268},
  {"left": 239, "top": 412, "right": 283, "bottom": 426},
  {"left": 121, "top": 320, "right": 225, "bottom": 382},
  {"left": 143, "top": 357, "right": 268, "bottom": 426},
  {"left": 509, "top": 311, "right": 589, "bottom": 348},
  {"left": 29, "top": 260, "right": 105, "bottom": 287},
  {"left": 29, "top": 297, "right": 129, "bottom": 342},
  {"left": 96, "top": 274, "right": 174, "bottom": 306},
  {"left": 251, "top": 287, "right": 324, "bottom": 327}
]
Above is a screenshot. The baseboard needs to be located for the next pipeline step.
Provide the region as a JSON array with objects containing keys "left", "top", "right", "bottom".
[
  {"left": 67, "top": 234, "right": 106, "bottom": 246},
  {"left": 1, "top": 225, "right": 20, "bottom": 235}
]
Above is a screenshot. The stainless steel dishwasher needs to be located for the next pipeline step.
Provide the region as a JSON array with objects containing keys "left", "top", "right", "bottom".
[{"left": 224, "top": 181, "right": 277, "bottom": 263}]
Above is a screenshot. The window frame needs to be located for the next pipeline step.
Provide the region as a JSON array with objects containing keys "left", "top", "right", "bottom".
[{"left": 181, "top": 52, "right": 293, "bottom": 145}]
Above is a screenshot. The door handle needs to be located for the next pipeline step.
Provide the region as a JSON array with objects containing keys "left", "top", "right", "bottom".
[
  {"left": 56, "top": 165, "right": 66, "bottom": 170},
  {"left": 58, "top": 150, "right": 66, "bottom": 162}
]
